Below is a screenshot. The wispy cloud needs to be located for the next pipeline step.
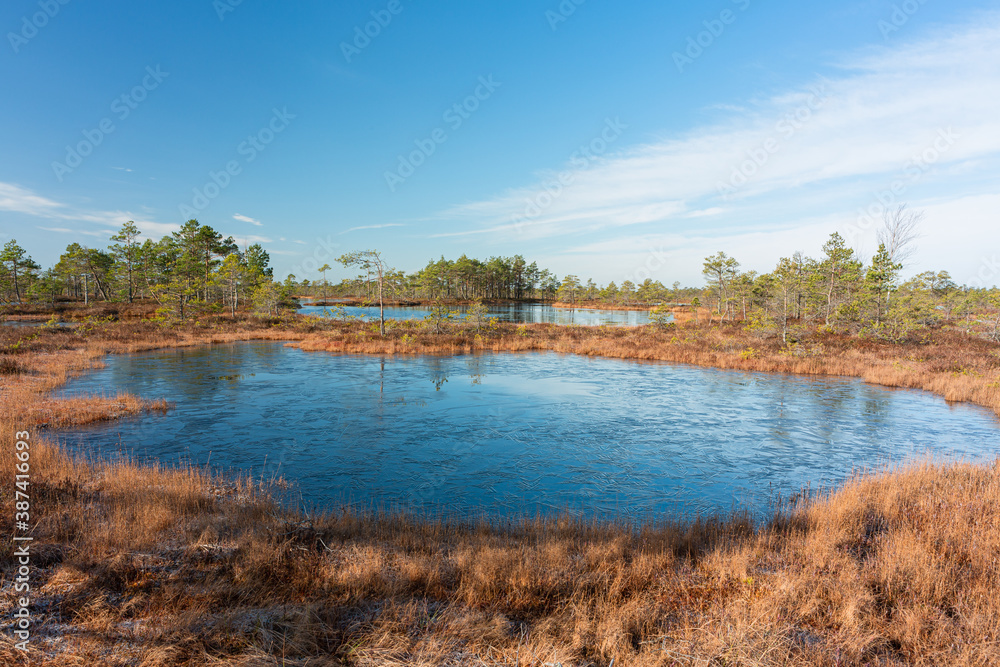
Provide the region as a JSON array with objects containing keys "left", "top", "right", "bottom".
[
  {"left": 685, "top": 208, "right": 725, "bottom": 219},
  {"left": 3, "top": 182, "right": 285, "bottom": 253},
  {"left": 0, "top": 182, "right": 65, "bottom": 218},
  {"left": 436, "top": 15, "right": 1000, "bottom": 250},
  {"left": 38, "top": 226, "right": 121, "bottom": 239},
  {"left": 2, "top": 181, "right": 178, "bottom": 239},
  {"left": 138, "top": 221, "right": 184, "bottom": 236},
  {"left": 339, "top": 223, "right": 406, "bottom": 235},
  {"left": 233, "top": 213, "right": 263, "bottom": 226},
  {"left": 230, "top": 234, "right": 274, "bottom": 245}
]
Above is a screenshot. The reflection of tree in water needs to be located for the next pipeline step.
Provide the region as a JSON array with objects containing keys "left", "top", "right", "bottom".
[
  {"left": 388, "top": 395, "right": 427, "bottom": 408},
  {"left": 426, "top": 356, "right": 449, "bottom": 391},
  {"left": 421, "top": 355, "right": 493, "bottom": 390},
  {"left": 466, "top": 354, "right": 486, "bottom": 386},
  {"left": 371, "top": 357, "right": 427, "bottom": 407},
  {"left": 167, "top": 343, "right": 258, "bottom": 402},
  {"left": 360, "top": 355, "right": 497, "bottom": 396}
]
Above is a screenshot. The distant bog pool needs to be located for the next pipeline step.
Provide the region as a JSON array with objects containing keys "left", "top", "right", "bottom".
[
  {"left": 297, "top": 301, "right": 653, "bottom": 326},
  {"left": 57, "top": 343, "right": 1000, "bottom": 520}
]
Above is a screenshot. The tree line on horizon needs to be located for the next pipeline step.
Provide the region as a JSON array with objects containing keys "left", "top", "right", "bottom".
[
  {"left": 689, "top": 208, "right": 1000, "bottom": 342},
  {"left": 1, "top": 208, "right": 998, "bottom": 342},
  {"left": 0, "top": 220, "right": 281, "bottom": 318}
]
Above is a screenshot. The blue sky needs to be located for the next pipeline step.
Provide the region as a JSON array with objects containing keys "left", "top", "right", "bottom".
[{"left": 1, "top": 0, "right": 999, "bottom": 286}]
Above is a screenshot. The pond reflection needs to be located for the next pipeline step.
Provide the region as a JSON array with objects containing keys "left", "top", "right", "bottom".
[
  {"left": 56, "top": 342, "right": 1000, "bottom": 521},
  {"left": 298, "top": 302, "right": 653, "bottom": 326}
]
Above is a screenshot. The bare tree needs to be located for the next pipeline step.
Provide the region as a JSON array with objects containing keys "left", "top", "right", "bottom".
[
  {"left": 877, "top": 205, "right": 923, "bottom": 267},
  {"left": 338, "top": 250, "right": 389, "bottom": 336}
]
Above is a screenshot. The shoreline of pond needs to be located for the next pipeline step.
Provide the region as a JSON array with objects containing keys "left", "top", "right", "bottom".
[{"left": 3, "top": 314, "right": 1000, "bottom": 664}]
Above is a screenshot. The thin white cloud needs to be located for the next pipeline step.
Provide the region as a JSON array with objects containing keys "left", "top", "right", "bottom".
[
  {"left": 685, "top": 208, "right": 725, "bottom": 218},
  {"left": 1, "top": 181, "right": 178, "bottom": 238},
  {"left": 339, "top": 223, "right": 406, "bottom": 234},
  {"left": 136, "top": 221, "right": 182, "bottom": 237},
  {"left": 437, "top": 14, "right": 1000, "bottom": 247},
  {"left": 38, "top": 226, "right": 129, "bottom": 239},
  {"left": 0, "top": 182, "right": 64, "bottom": 217},
  {"left": 231, "top": 234, "right": 274, "bottom": 245},
  {"left": 233, "top": 213, "right": 263, "bottom": 226},
  {"left": 553, "top": 190, "right": 1000, "bottom": 287}
]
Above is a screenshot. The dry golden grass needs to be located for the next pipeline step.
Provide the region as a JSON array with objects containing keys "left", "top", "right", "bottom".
[{"left": 1, "top": 311, "right": 999, "bottom": 665}]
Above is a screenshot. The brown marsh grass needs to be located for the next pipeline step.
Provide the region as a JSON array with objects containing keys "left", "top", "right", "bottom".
[{"left": 1, "top": 311, "right": 999, "bottom": 665}]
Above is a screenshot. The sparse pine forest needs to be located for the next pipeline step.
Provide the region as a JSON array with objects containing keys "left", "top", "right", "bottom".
[{"left": 3, "top": 208, "right": 999, "bottom": 344}]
